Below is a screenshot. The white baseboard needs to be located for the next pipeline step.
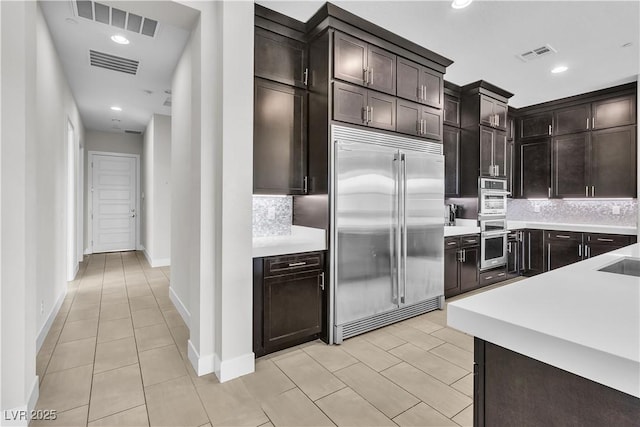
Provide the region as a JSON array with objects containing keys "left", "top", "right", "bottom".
[
  {"left": 187, "top": 339, "right": 215, "bottom": 376},
  {"left": 36, "top": 290, "right": 66, "bottom": 352},
  {"left": 142, "top": 248, "right": 170, "bottom": 268},
  {"left": 216, "top": 352, "right": 255, "bottom": 383},
  {"left": 1, "top": 378, "right": 39, "bottom": 426},
  {"left": 169, "top": 286, "right": 191, "bottom": 326},
  {"left": 84, "top": 247, "right": 91, "bottom": 255}
]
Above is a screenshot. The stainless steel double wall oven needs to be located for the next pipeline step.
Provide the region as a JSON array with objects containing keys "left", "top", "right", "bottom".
[{"left": 478, "top": 178, "right": 509, "bottom": 270}]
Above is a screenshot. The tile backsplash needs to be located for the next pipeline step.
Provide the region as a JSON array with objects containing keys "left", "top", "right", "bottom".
[
  {"left": 252, "top": 196, "right": 292, "bottom": 237},
  {"left": 507, "top": 199, "right": 638, "bottom": 226}
]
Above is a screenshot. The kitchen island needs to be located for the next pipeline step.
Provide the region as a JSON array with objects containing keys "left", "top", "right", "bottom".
[{"left": 448, "top": 243, "right": 640, "bottom": 426}]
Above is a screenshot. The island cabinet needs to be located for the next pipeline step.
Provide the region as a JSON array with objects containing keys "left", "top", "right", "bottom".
[
  {"left": 253, "top": 251, "right": 326, "bottom": 357},
  {"left": 444, "top": 235, "right": 480, "bottom": 298},
  {"left": 396, "top": 57, "right": 443, "bottom": 108},
  {"left": 518, "top": 138, "right": 550, "bottom": 199}
]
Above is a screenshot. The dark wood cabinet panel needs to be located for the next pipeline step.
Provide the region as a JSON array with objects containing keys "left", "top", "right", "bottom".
[
  {"left": 444, "top": 94, "right": 460, "bottom": 126},
  {"left": 459, "top": 246, "right": 479, "bottom": 292},
  {"left": 592, "top": 95, "right": 636, "bottom": 130},
  {"left": 506, "top": 141, "right": 514, "bottom": 196},
  {"left": 255, "top": 28, "right": 307, "bottom": 88},
  {"left": 545, "top": 231, "right": 583, "bottom": 271},
  {"left": 368, "top": 91, "right": 396, "bottom": 131},
  {"left": 479, "top": 127, "right": 494, "bottom": 177},
  {"left": 444, "top": 236, "right": 479, "bottom": 298},
  {"left": 397, "top": 99, "right": 421, "bottom": 136},
  {"left": 586, "top": 233, "right": 636, "bottom": 258},
  {"left": 554, "top": 103, "right": 590, "bottom": 135},
  {"left": 333, "top": 81, "right": 367, "bottom": 126},
  {"left": 519, "top": 139, "right": 550, "bottom": 199},
  {"left": 444, "top": 248, "right": 460, "bottom": 297},
  {"left": 493, "top": 131, "right": 507, "bottom": 178},
  {"left": 421, "top": 68, "right": 443, "bottom": 109},
  {"left": 254, "top": 78, "right": 307, "bottom": 194},
  {"left": 506, "top": 236, "right": 520, "bottom": 278},
  {"left": 479, "top": 95, "right": 507, "bottom": 130},
  {"left": 520, "top": 113, "right": 552, "bottom": 139},
  {"left": 552, "top": 133, "right": 588, "bottom": 198},
  {"left": 396, "top": 57, "right": 421, "bottom": 103},
  {"left": 421, "top": 105, "right": 442, "bottom": 141},
  {"left": 367, "top": 45, "right": 396, "bottom": 95},
  {"left": 523, "top": 229, "right": 544, "bottom": 276},
  {"left": 507, "top": 115, "right": 515, "bottom": 141},
  {"left": 333, "top": 32, "right": 367, "bottom": 86},
  {"left": 590, "top": 125, "right": 637, "bottom": 198},
  {"left": 444, "top": 126, "right": 460, "bottom": 196}
]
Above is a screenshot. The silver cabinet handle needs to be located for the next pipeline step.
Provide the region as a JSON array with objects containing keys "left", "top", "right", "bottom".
[
  {"left": 585, "top": 186, "right": 589, "bottom": 197},
  {"left": 586, "top": 118, "right": 589, "bottom": 130},
  {"left": 319, "top": 272, "right": 325, "bottom": 290},
  {"left": 591, "top": 186, "right": 595, "bottom": 197},
  {"left": 369, "top": 68, "right": 373, "bottom": 86},
  {"left": 363, "top": 68, "right": 368, "bottom": 84},
  {"left": 548, "top": 187, "right": 551, "bottom": 198},
  {"left": 508, "top": 242, "right": 512, "bottom": 253},
  {"left": 422, "top": 119, "right": 426, "bottom": 135},
  {"left": 303, "top": 176, "right": 309, "bottom": 193},
  {"left": 578, "top": 244, "right": 582, "bottom": 257},
  {"left": 447, "top": 241, "right": 457, "bottom": 246},
  {"left": 465, "top": 239, "right": 477, "bottom": 244},
  {"left": 422, "top": 85, "right": 426, "bottom": 101},
  {"left": 527, "top": 232, "right": 531, "bottom": 270},
  {"left": 555, "top": 235, "right": 571, "bottom": 239},
  {"left": 289, "top": 261, "right": 307, "bottom": 267},
  {"left": 369, "top": 106, "right": 374, "bottom": 123},
  {"left": 485, "top": 275, "right": 494, "bottom": 280},
  {"left": 462, "top": 249, "right": 466, "bottom": 262},
  {"left": 363, "top": 107, "right": 368, "bottom": 123},
  {"left": 303, "top": 68, "right": 309, "bottom": 86},
  {"left": 417, "top": 120, "right": 421, "bottom": 134},
  {"left": 592, "top": 117, "right": 595, "bottom": 129},
  {"left": 495, "top": 165, "right": 500, "bottom": 176},
  {"left": 548, "top": 124, "right": 552, "bottom": 135},
  {"left": 547, "top": 243, "right": 551, "bottom": 271},
  {"left": 495, "top": 114, "right": 500, "bottom": 127},
  {"left": 587, "top": 246, "right": 591, "bottom": 258},
  {"left": 597, "top": 238, "right": 614, "bottom": 242}
]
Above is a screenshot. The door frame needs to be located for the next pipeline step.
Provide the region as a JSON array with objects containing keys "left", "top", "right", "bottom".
[
  {"left": 66, "top": 119, "right": 78, "bottom": 281},
  {"left": 87, "top": 151, "right": 141, "bottom": 254}
]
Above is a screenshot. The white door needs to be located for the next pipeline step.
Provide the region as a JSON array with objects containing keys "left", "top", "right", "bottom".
[{"left": 91, "top": 154, "right": 137, "bottom": 253}]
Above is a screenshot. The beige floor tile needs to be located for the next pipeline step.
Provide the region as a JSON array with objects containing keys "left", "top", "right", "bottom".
[
  {"left": 274, "top": 350, "right": 345, "bottom": 401},
  {"left": 155, "top": 295, "right": 174, "bottom": 310},
  {"left": 302, "top": 342, "right": 358, "bottom": 372},
  {"left": 360, "top": 328, "right": 407, "bottom": 351},
  {"left": 385, "top": 325, "right": 445, "bottom": 351},
  {"left": 262, "top": 388, "right": 335, "bottom": 427},
  {"left": 429, "top": 343, "right": 473, "bottom": 371},
  {"left": 88, "top": 404, "right": 149, "bottom": 427},
  {"left": 263, "top": 347, "right": 304, "bottom": 362},
  {"left": 135, "top": 323, "right": 174, "bottom": 352},
  {"left": 340, "top": 338, "right": 402, "bottom": 372},
  {"left": 89, "top": 364, "right": 145, "bottom": 421},
  {"left": 30, "top": 405, "right": 88, "bottom": 427},
  {"left": 169, "top": 324, "right": 189, "bottom": 357},
  {"left": 129, "top": 295, "right": 158, "bottom": 312},
  {"left": 400, "top": 315, "right": 445, "bottom": 334},
  {"left": 58, "top": 318, "right": 99, "bottom": 343},
  {"left": 390, "top": 343, "right": 468, "bottom": 385},
  {"left": 99, "top": 303, "right": 131, "bottom": 321},
  {"left": 317, "top": 387, "right": 395, "bottom": 427},
  {"left": 145, "top": 376, "right": 208, "bottom": 427},
  {"left": 452, "top": 404, "right": 473, "bottom": 427},
  {"left": 334, "top": 363, "right": 419, "bottom": 418},
  {"left": 393, "top": 402, "right": 457, "bottom": 427},
  {"left": 421, "top": 308, "right": 447, "bottom": 326},
  {"left": 47, "top": 337, "right": 96, "bottom": 373},
  {"left": 127, "top": 285, "right": 153, "bottom": 298},
  {"left": 430, "top": 327, "right": 474, "bottom": 353},
  {"left": 100, "top": 293, "right": 128, "bottom": 306},
  {"left": 381, "top": 362, "right": 471, "bottom": 419},
  {"left": 66, "top": 304, "right": 100, "bottom": 322},
  {"left": 97, "top": 317, "right": 134, "bottom": 343},
  {"left": 161, "top": 308, "right": 186, "bottom": 328},
  {"left": 94, "top": 336, "right": 139, "bottom": 374},
  {"left": 139, "top": 344, "right": 187, "bottom": 386},
  {"left": 132, "top": 307, "right": 165, "bottom": 329},
  {"left": 36, "top": 365, "right": 93, "bottom": 412},
  {"left": 240, "top": 358, "right": 296, "bottom": 403},
  {"left": 451, "top": 373, "right": 473, "bottom": 397},
  {"left": 258, "top": 423, "right": 273, "bottom": 427},
  {"left": 197, "top": 377, "right": 268, "bottom": 426},
  {"left": 36, "top": 349, "right": 53, "bottom": 380}
]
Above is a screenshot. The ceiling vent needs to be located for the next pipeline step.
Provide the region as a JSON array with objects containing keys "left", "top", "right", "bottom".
[
  {"left": 90, "top": 50, "right": 139, "bottom": 75},
  {"left": 517, "top": 44, "right": 557, "bottom": 62},
  {"left": 125, "top": 130, "right": 142, "bottom": 134},
  {"left": 75, "top": 1, "right": 158, "bottom": 37}
]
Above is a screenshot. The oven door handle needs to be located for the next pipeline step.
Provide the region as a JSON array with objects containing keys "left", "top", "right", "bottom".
[
  {"left": 481, "top": 190, "right": 511, "bottom": 196},
  {"left": 482, "top": 230, "right": 510, "bottom": 237}
]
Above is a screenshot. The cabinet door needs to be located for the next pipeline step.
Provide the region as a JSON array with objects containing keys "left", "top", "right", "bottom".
[
  {"left": 552, "top": 133, "right": 588, "bottom": 198},
  {"left": 506, "top": 239, "right": 519, "bottom": 277},
  {"left": 367, "top": 91, "right": 396, "bottom": 131},
  {"left": 396, "top": 57, "right": 421, "bottom": 103},
  {"left": 396, "top": 99, "right": 421, "bottom": 137},
  {"left": 254, "top": 79, "right": 306, "bottom": 194},
  {"left": 444, "top": 94, "right": 460, "bottom": 126},
  {"left": 333, "top": 82, "right": 367, "bottom": 126},
  {"left": 480, "top": 95, "right": 496, "bottom": 127},
  {"left": 459, "top": 247, "right": 479, "bottom": 292},
  {"left": 264, "top": 270, "right": 323, "bottom": 352},
  {"left": 494, "top": 101, "right": 508, "bottom": 130},
  {"left": 506, "top": 141, "right": 514, "bottom": 196},
  {"left": 334, "top": 32, "right": 367, "bottom": 86},
  {"left": 367, "top": 45, "right": 396, "bottom": 95},
  {"left": 420, "top": 68, "right": 443, "bottom": 109},
  {"left": 592, "top": 95, "right": 636, "bottom": 129},
  {"left": 254, "top": 28, "right": 307, "bottom": 88},
  {"left": 546, "top": 239, "right": 582, "bottom": 271},
  {"left": 586, "top": 233, "right": 633, "bottom": 258},
  {"left": 420, "top": 105, "right": 443, "bottom": 141},
  {"left": 554, "top": 104, "right": 590, "bottom": 135},
  {"left": 493, "top": 130, "right": 507, "bottom": 178},
  {"left": 520, "top": 113, "right": 552, "bottom": 139},
  {"left": 519, "top": 139, "right": 550, "bottom": 199},
  {"left": 590, "top": 125, "right": 637, "bottom": 198},
  {"left": 480, "top": 127, "right": 495, "bottom": 177},
  {"left": 444, "top": 126, "right": 460, "bottom": 197},
  {"left": 523, "top": 229, "right": 544, "bottom": 276},
  {"left": 444, "top": 249, "right": 461, "bottom": 298}
]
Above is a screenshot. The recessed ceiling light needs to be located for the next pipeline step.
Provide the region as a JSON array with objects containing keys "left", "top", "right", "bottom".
[
  {"left": 622, "top": 42, "right": 633, "bottom": 48},
  {"left": 110, "top": 35, "right": 130, "bottom": 45},
  {"left": 110, "top": 106, "right": 122, "bottom": 111},
  {"left": 551, "top": 65, "right": 568, "bottom": 74},
  {"left": 451, "top": 0, "right": 473, "bottom": 9}
]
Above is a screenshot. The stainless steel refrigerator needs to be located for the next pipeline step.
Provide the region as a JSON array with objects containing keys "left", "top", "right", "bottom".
[{"left": 330, "top": 125, "right": 444, "bottom": 343}]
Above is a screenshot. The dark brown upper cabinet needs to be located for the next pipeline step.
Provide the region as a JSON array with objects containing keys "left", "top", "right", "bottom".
[
  {"left": 507, "top": 115, "right": 515, "bottom": 141},
  {"left": 592, "top": 95, "right": 636, "bottom": 130},
  {"left": 333, "top": 81, "right": 396, "bottom": 131},
  {"left": 554, "top": 103, "right": 590, "bottom": 135},
  {"left": 396, "top": 99, "right": 442, "bottom": 141},
  {"left": 396, "top": 57, "right": 443, "bottom": 108},
  {"left": 254, "top": 78, "right": 307, "bottom": 194},
  {"left": 480, "top": 95, "right": 508, "bottom": 131},
  {"left": 333, "top": 32, "right": 396, "bottom": 95},
  {"left": 552, "top": 133, "right": 588, "bottom": 198},
  {"left": 444, "top": 94, "right": 460, "bottom": 126},
  {"left": 519, "top": 138, "right": 550, "bottom": 199},
  {"left": 443, "top": 125, "right": 461, "bottom": 197},
  {"left": 520, "top": 112, "right": 552, "bottom": 139},
  {"left": 480, "top": 127, "right": 507, "bottom": 178},
  {"left": 590, "top": 125, "right": 636, "bottom": 198},
  {"left": 255, "top": 28, "right": 307, "bottom": 88}
]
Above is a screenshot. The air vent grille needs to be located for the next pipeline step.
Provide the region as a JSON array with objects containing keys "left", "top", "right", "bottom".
[
  {"left": 517, "top": 44, "right": 557, "bottom": 62},
  {"left": 90, "top": 50, "right": 139, "bottom": 75},
  {"left": 125, "top": 130, "right": 142, "bottom": 134},
  {"left": 75, "top": 1, "right": 158, "bottom": 38}
]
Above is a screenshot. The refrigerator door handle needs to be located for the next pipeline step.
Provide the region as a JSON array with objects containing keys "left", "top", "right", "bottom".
[
  {"left": 400, "top": 153, "right": 407, "bottom": 304},
  {"left": 392, "top": 153, "right": 400, "bottom": 304}
]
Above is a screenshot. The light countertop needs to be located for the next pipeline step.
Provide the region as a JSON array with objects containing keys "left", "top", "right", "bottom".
[
  {"left": 448, "top": 243, "right": 640, "bottom": 397},
  {"left": 444, "top": 226, "right": 481, "bottom": 237},
  {"left": 253, "top": 226, "right": 327, "bottom": 258},
  {"left": 445, "top": 220, "right": 637, "bottom": 237}
]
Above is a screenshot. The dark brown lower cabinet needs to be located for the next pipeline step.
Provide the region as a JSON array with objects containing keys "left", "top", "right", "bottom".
[
  {"left": 585, "top": 233, "right": 637, "bottom": 258},
  {"left": 545, "top": 231, "right": 583, "bottom": 271},
  {"left": 522, "top": 229, "right": 544, "bottom": 276},
  {"left": 254, "top": 252, "right": 325, "bottom": 357},
  {"left": 444, "top": 235, "right": 479, "bottom": 298},
  {"left": 474, "top": 338, "right": 640, "bottom": 427}
]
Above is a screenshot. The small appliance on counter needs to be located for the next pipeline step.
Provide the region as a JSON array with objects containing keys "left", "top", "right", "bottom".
[{"left": 444, "top": 204, "right": 458, "bottom": 226}]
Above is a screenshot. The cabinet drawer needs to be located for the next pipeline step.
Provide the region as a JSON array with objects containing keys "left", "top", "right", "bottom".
[
  {"left": 545, "top": 231, "right": 582, "bottom": 242},
  {"left": 479, "top": 269, "right": 507, "bottom": 287},
  {"left": 445, "top": 237, "right": 460, "bottom": 249},
  {"left": 460, "top": 235, "right": 480, "bottom": 247},
  {"left": 264, "top": 252, "right": 324, "bottom": 277},
  {"left": 585, "top": 233, "right": 632, "bottom": 246}
]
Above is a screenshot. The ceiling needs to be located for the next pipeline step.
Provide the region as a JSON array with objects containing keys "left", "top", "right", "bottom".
[
  {"left": 257, "top": 0, "right": 639, "bottom": 108},
  {"left": 40, "top": 1, "right": 199, "bottom": 133}
]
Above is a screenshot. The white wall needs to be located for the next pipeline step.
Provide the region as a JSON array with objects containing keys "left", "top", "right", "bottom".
[
  {"left": 83, "top": 130, "right": 142, "bottom": 252},
  {"left": 142, "top": 114, "right": 171, "bottom": 267}
]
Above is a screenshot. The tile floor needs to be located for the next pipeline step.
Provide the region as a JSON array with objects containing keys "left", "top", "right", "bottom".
[{"left": 34, "top": 251, "right": 519, "bottom": 427}]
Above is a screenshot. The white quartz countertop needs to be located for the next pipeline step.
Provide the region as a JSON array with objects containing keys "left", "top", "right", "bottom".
[
  {"left": 444, "top": 226, "right": 480, "bottom": 237},
  {"left": 253, "top": 226, "right": 327, "bottom": 258},
  {"left": 448, "top": 243, "right": 640, "bottom": 397},
  {"left": 506, "top": 220, "right": 637, "bottom": 235}
]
